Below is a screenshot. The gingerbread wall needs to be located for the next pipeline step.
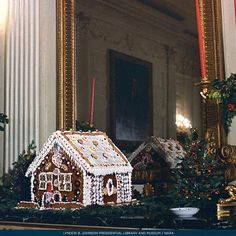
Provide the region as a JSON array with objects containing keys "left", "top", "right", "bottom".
[{"left": 33, "top": 148, "right": 83, "bottom": 204}]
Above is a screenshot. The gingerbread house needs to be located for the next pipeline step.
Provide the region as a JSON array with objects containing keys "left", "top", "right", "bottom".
[
  {"left": 129, "top": 136, "right": 185, "bottom": 170},
  {"left": 128, "top": 136, "right": 184, "bottom": 196},
  {"left": 19, "top": 130, "right": 132, "bottom": 209}
]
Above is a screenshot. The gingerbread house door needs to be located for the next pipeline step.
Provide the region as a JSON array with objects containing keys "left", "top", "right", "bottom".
[{"left": 103, "top": 174, "right": 117, "bottom": 204}]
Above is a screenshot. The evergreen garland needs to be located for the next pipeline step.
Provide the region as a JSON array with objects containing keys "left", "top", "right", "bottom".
[
  {"left": 208, "top": 73, "right": 236, "bottom": 134},
  {"left": 76, "top": 120, "right": 96, "bottom": 132},
  {"left": 0, "top": 199, "right": 171, "bottom": 226},
  {"left": 0, "top": 141, "right": 36, "bottom": 204},
  {"left": 0, "top": 113, "right": 8, "bottom": 131},
  {"left": 0, "top": 128, "right": 227, "bottom": 223}
]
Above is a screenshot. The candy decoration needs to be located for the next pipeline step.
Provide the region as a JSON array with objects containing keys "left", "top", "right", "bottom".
[
  {"left": 89, "top": 146, "right": 96, "bottom": 152},
  {"left": 91, "top": 153, "right": 98, "bottom": 159},
  {"left": 25, "top": 130, "right": 133, "bottom": 208},
  {"left": 103, "top": 153, "right": 109, "bottom": 159},
  {"left": 77, "top": 139, "right": 83, "bottom": 144},
  {"left": 74, "top": 180, "right": 80, "bottom": 187},
  {"left": 93, "top": 140, "right": 98, "bottom": 146},
  {"left": 61, "top": 164, "right": 68, "bottom": 172},
  {"left": 45, "top": 162, "right": 52, "bottom": 171}
]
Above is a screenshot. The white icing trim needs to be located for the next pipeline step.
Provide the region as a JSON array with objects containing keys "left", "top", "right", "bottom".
[
  {"left": 26, "top": 133, "right": 56, "bottom": 176},
  {"left": 26, "top": 130, "right": 133, "bottom": 207},
  {"left": 26, "top": 131, "right": 133, "bottom": 177},
  {"left": 92, "top": 166, "right": 132, "bottom": 176},
  {"left": 26, "top": 132, "right": 90, "bottom": 176},
  {"left": 30, "top": 175, "right": 35, "bottom": 201},
  {"left": 129, "top": 136, "right": 185, "bottom": 169},
  {"left": 82, "top": 173, "right": 91, "bottom": 206}
]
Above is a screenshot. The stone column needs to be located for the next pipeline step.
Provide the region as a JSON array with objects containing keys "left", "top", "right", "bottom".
[
  {"left": 2, "top": 0, "right": 56, "bottom": 174},
  {"left": 0, "top": 1, "right": 8, "bottom": 177},
  {"left": 4, "top": 0, "right": 40, "bottom": 172}
]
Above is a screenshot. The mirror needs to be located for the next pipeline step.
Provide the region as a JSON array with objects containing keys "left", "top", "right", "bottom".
[{"left": 56, "top": 0, "right": 225, "bottom": 150}]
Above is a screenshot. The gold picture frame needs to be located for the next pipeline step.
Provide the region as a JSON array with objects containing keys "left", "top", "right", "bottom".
[
  {"left": 56, "top": 0, "right": 225, "bottom": 144},
  {"left": 56, "top": 0, "right": 76, "bottom": 130},
  {"left": 199, "top": 0, "right": 226, "bottom": 148}
]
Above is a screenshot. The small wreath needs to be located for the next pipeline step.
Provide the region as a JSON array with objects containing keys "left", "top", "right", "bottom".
[
  {"left": 106, "top": 179, "right": 114, "bottom": 196},
  {"left": 104, "top": 178, "right": 117, "bottom": 196},
  {"left": 208, "top": 74, "right": 236, "bottom": 134}
]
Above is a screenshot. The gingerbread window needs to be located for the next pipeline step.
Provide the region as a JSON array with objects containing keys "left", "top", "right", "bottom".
[
  {"left": 58, "top": 173, "right": 72, "bottom": 192},
  {"left": 39, "top": 173, "right": 53, "bottom": 190}
]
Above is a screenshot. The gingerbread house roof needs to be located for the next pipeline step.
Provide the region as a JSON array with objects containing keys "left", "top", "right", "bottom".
[
  {"left": 26, "top": 130, "right": 132, "bottom": 176},
  {"left": 128, "top": 136, "right": 185, "bottom": 169}
]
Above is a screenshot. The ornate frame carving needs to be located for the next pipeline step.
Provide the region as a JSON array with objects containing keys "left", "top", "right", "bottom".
[
  {"left": 221, "top": 145, "right": 236, "bottom": 180},
  {"left": 198, "top": 0, "right": 226, "bottom": 148},
  {"left": 56, "top": 0, "right": 76, "bottom": 130},
  {"left": 56, "top": 0, "right": 225, "bottom": 143}
]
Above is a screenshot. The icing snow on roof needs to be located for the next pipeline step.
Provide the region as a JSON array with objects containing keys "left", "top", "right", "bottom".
[
  {"left": 63, "top": 132, "right": 129, "bottom": 167},
  {"left": 129, "top": 136, "right": 185, "bottom": 169},
  {"left": 26, "top": 130, "right": 132, "bottom": 177}
]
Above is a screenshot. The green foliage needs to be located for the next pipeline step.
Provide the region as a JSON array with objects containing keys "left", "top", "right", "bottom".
[
  {"left": 177, "top": 128, "right": 199, "bottom": 150},
  {"left": 0, "top": 113, "right": 9, "bottom": 131},
  {"left": 0, "top": 141, "right": 36, "bottom": 203},
  {"left": 208, "top": 73, "right": 236, "bottom": 134},
  {"left": 169, "top": 130, "right": 226, "bottom": 209},
  {"left": 0, "top": 199, "right": 171, "bottom": 226},
  {"left": 76, "top": 120, "right": 96, "bottom": 132}
]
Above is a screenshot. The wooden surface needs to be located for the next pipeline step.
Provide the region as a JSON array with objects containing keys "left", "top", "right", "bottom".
[{"left": 0, "top": 221, "right": 138, "bottom": 230}]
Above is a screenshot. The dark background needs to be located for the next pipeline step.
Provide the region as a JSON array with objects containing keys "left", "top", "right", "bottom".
[{"left": 109, "top": 50, "right": 153, "bottom": 149}]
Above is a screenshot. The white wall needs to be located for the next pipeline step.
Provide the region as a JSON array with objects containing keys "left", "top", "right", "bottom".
[
  {"left": 75, "top": 0, "right": 201, "bottom": 139},
  {"left": 39, "top": 0, "right": 57, "bottom": 148},
  {"left": 221, "top": 0, "right": 236, "bottom": 145},
  {"left": 0, "top": 0, "right": 56, "bottom": 175}
]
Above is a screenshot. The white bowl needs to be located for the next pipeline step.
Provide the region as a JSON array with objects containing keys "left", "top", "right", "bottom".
[{"left": 170, "top": 207, "right": 199, "bottom": 218}]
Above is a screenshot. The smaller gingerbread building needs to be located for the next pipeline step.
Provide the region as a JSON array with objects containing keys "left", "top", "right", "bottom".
[
  {"left": 128, "top": 136, "right": 185, "bottom": 196},
  {"left": 19, "top": 130, "right": 132, "bottom": 209}
]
